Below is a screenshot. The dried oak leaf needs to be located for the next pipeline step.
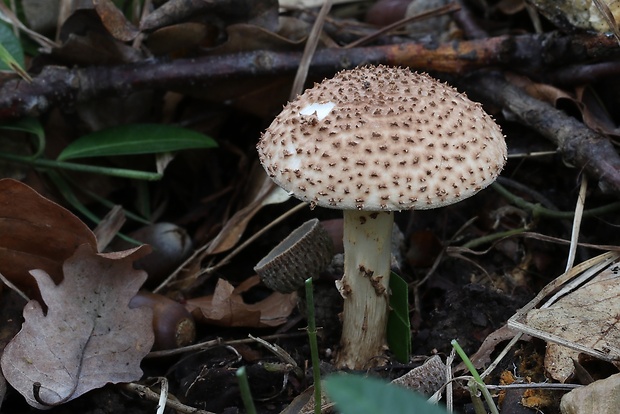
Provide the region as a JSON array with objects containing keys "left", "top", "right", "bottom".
[
  {"left": 0, "top": 244, "right": 154, "bottom": 409},
  {"left": 186, "top": 276, "right": 296, "bottom": 328},
  {"left": 0, "top": 178, "right": 97, "bottom": 300}
]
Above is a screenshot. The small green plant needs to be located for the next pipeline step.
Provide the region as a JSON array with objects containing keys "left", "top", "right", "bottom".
[
  {"left": 0, "top": 121, "right": 217, "bottom": 224},
  {"left": 387, "top": 271, "right": 411, "bottom": 363},
  {"left": 0, "top": 22, "right": 31, "bottom": 81},
  {"left": 305, "top": 278, "right": 322, "bottom": 414},
  {"left": 324, "top": 374, "right": 449, "bottom": 414},
  {"left": 0, "top": 122, "right": 216, "bottom": 181},
  {"left": 236, "top": 366, "right": 257, "bottom": 414},
  {"left": 452, "top": 339, "right": 499, "bottom": 414}
]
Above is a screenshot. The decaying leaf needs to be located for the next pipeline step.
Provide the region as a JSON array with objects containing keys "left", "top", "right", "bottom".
[
  {"left": 0, "top": 244, "right": 154, "bottom": 409},
  {"left": 54, "top": 9, "right": 144, "bottom": 65},
  {"left": 528, "top": 0, "right": 620, "bottom": 33},
  {"left": 391, "top": 355, "right": 446, "bottom": 396},
  {"left": 541, "top": 343, "right": 580, "bottom": 383},
  {"left": 0, "top": 179, "right": 97, "bottom": 299},
  {"left": 560, "top": 372, "right": 620, "bottom": 414},
  {"left": 93, "top": 0, "right": 140, "bottom": 42},
  {"left": 186, "top": 276, "right": 296, "bottom": 328},
  {"left": 523, "top": 260, "right": 620, "bottom": 382},
  {"left": 205, "top": 168, "right": 290, "bottom": 256},
  {"left": 507, "top": 74, "right": 620, "bottom": 138},
  {"left": 145, "top": 22, "right": 212, "bottom": 56}
]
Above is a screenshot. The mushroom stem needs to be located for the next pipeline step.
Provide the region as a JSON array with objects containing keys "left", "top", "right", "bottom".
[{"left": 335, "top": 209, "right": 393, "bottom": 369}]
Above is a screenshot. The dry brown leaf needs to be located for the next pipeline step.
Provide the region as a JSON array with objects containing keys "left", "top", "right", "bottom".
[
  {"left": 54, "top": 9, "right": 144, "bottom": 65},
  {"left": 0, "top": 244, "right": 154, "bottom": 409},
  {"left": 93, "top": 205, "right": 126, "bottom": 252},
  {"left": 574, "top": 85, "right": 620, "bottom": 137},
  {"left": 541, "top": 343, "right": 580, "bottom": 383},
  {"left": 496, "top": 0, "right": 526, "bottom": 15},
  {"left": 0, "top": 179, "right": 97, "bottom": 299},
  {"left": 391, "top": 355, "right": 446, "bottom": 396},
  {"left": 205, "top": 169, "right": 290, "bottom": 255},
  {"left": 507, "top": 74, "right": 620, "bottom": 138},
  {"left": 507, "top": 73, "right": 577, "bottom": 106},
  {"left": 186, "top": 276, "right": 296, "bottom": 328},
  {"left": 145, "top": 22, "right": 212, "bottom": 55},
  {"left": 214, "top": 23, "right": 306, "bottom": 55},
  {"left": 93, "top": 0, "right": 140, "bottom": 42},
  {"left": 525, "top": 262, "right": 620, "bottom": 382}
]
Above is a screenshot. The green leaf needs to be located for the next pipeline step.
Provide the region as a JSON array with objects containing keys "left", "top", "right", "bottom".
[
  {"left": 57, "top": 124, "right": 217, "bottom": 161},
  {"left": 46, "top": 171, "right": 102, "bottom": 225},
  {"left": 0, "top": 117, "right": 43, "bottom": 135},
  {"left": 387, "top": 271, "right": 411, "bottom": 363},
  {"left": 0, "top": 117, "right": 45, "bottom": 158},
  {"left": 324, "top": 375, "right": 449, "bottom": 414},
  {"left": 0, "top": 22, "right": 30, "bottom": 81}
]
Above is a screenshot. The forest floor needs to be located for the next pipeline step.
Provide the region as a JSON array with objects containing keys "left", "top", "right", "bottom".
[{"left": 1, "top": 1, "right": 620, "bottom": 413}]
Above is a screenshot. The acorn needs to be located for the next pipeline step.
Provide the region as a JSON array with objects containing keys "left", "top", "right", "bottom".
[
  {"left": 129, "top": 291, "right": 196, "bottom": 350},
  {"left": 119, "top": 222, "right": 193, "bottom": 287}
]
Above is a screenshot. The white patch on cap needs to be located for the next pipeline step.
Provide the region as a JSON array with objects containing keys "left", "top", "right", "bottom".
[{"left": 300, "top": 102, "right": 335, "bottom": 121}]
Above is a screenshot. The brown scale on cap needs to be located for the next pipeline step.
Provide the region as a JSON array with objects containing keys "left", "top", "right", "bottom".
[{"left": 257, "top": 65, "right": 507, "bottom": 211}]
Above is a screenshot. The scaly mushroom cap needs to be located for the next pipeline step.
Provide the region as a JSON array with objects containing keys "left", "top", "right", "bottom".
[{"left": 257, "top": 65, "right": 507, "bottom": 211}]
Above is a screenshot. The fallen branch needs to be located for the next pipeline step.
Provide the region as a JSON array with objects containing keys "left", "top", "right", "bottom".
[
  {"left": 0, "top": 32, "right": 618, "bottom": 121},
  {"left": 461, "top": 72, "right": 620, "bottom": 197}
]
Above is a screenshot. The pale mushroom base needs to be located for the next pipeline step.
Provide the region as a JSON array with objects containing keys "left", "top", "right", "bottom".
[{"left": 335, "top": 210, "right": 393, "bottom": 369}]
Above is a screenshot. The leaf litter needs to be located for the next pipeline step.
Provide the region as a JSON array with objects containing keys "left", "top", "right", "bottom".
[
  {"left": 510, "top": 252, "right": 620, "bottom": 382},
  {"left": 0, "top": 179, "right": 97, "bottom": 300},
  {"left": 0, "top": 179, "right": 156, "bottom": 409},
  {"left": 3, "top": 0, "right": 620, "bottom": 412},
  {"left": 1, "top": 244, "right": 154, "bottom": 409},
  {"left": 186, "top": 276, "right": 296, "bottom": 328}
]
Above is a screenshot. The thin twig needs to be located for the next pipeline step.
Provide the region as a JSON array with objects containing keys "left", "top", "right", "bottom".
[
  {"left": 565, "top": 175, "right": 588, "bottom": 271},
  {"left": 121, "top": 382, "right": 214, "bottom": 414},
  {"left": 199, "top": 201, "right": 308, "bottom": 277},
  {"left": 145, "top": 332, "right": 307, "bottom": 358},
  {"left": 290, "top": 0, "right": 333, "bottom": 99},
  {"left": 344, "top": 2, "right": 461, "bottom": 49}
]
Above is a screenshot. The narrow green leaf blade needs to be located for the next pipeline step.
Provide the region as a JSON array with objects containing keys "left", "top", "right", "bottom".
[
  {"left": 0, "top": 23, "right": 31, "bottom": 81},
  {"left": 324, "top": 375, "right": 449, "bottom": 414},
  {"left": 0, "top": 117, "right": 44, "bottom": 136},
  {"left": 57, "top": 124, "right": 217, "bottom": 161},
  {"left": 387, "top": 271, "right": 411, "bottom": 363},
  {"left": 0, "top": 117, "right": 45, "bottom": 157}
]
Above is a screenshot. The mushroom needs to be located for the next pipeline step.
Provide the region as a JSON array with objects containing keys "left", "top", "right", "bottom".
[{"left": 257, "top": 65, "right": 507, "bottom": 369}]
